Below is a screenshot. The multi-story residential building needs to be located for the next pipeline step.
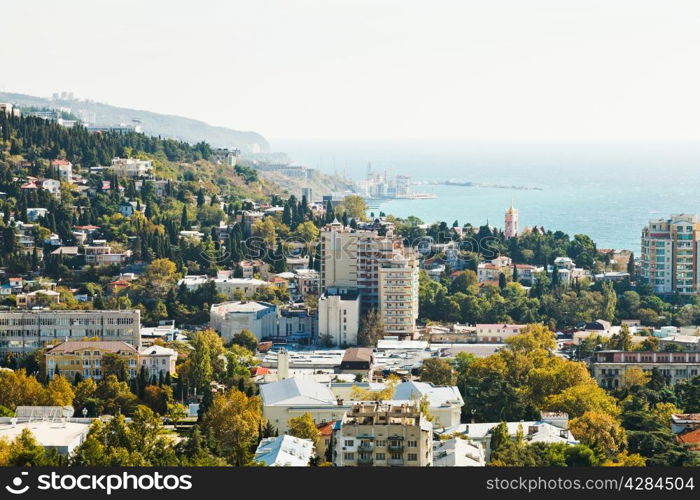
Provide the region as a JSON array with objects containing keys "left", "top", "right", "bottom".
[
  {"left": 333, "top": 402, "right": 433, "bottom": 467},
  {"left": 209, "top": 300, "right": 277, "bottom": 342},
  {"left": 295, "top": 268, "right": 319, "bottom": 297},
  {"left": 138, "top": 345, "right": 177, "bottom": 377},
  {"left": 591, "top": 350, "right": 700, "bottom": 389},
  {"left": 320, "top": 221, "right": 418, "bottom": 342},
  {"left": 51, "top": 159, "right": 73, "bottom": 183},
  {"left": 83, "top": 243, "right": 132, "bottom": 266},
  {"left": 319, "top": 221, "right": 359, "bottom": 291},
  {"left": 641, "top": 214, "right": 700, "bottom": 295},
  {"left": 378, "top": 255, "right": 419, "bottom": 338},
  {"left": 109, "top": 157, "right": 153, "bottom": 178},
  {"left": 0, "top": 309, "right": 141, "bottom": 356},
  {"left": 356, "top": 234, "right": 404, "bottom": 311},
  {"left": 318, "top": 288, "right": 360, "bottom": 346},
  {"left": 46, "top": 340, "right": 139, "bottom": 380}
]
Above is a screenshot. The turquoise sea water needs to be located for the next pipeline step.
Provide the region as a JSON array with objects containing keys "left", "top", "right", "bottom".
[{"left": 272, "top": 139, "right": 700, "bottom": 252}]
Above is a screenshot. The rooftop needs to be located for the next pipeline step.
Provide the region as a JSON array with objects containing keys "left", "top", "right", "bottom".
[
  {"left": 254, "top": 435, "right": 314, "bottom": 466},
  {"left": 260, "top": 377, "right": 337, "bottom": 406},
  {"left": 47, "top": 340, "right": 138, "bottom": 355}
]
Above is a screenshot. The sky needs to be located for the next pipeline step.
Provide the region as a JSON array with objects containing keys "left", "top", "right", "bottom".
[{"left": 2, "top": 0, "right": 700, "bottom": 142}]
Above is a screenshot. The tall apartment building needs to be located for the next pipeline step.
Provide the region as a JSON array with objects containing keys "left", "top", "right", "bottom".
[
  {"left": 378, "top": 255, "right": 419, "bottom": 338},
  {"left": 320, "top": 221, "right": 411, "bottom": 309},
  {"left": 641, "top": 214, "right": 700, "bottom": 295},
  {"left": 319, "top": 220, "right": 359, "bottom": 290},
  {"left": 319, "top": 221, "right": 419, "bottom": 342},
  {"left": 591, "top": 350, "right": 700, "bottom": 389},
  {"left": 0, "top": 310, "right": 141, "bottom": 356},
  {"left": 333, "top": 402, "right": 433, "bottom": 466}
]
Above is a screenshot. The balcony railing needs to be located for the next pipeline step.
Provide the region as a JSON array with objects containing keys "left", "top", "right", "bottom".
[
  {"left": 388, "top": 444, "right": 404, "bottom": 452},
  {"left": 358, "top": 442, "right": 373, "bottom": 452},
  {"left": 387, "top": 458, "right": 404, "bottom": 466}
]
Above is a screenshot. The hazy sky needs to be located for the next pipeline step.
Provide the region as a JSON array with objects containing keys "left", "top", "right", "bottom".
[{"left": 3, "top": 0, "right": 700, "bottom": 142}]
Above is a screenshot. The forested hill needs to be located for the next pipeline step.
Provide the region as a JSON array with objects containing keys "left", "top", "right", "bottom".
[
  {"left": 0, "top": 92, "right": 269, "bottom": 154},
  {"left": 0, "top": 111, "right": 285, "bottom": 201}
]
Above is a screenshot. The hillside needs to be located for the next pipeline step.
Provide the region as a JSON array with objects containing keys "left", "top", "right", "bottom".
[{"left": 0, "top": 91, "right": 269, "bottom": 154}]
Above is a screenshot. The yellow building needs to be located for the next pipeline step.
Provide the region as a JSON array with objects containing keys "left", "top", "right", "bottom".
[{"left": 46, "top": 340, "right": 139, "bottom": 380}]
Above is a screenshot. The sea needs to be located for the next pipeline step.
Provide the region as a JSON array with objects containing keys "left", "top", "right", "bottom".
[{"left": 271, "top": 139, "right": 700, "bottom": 253}]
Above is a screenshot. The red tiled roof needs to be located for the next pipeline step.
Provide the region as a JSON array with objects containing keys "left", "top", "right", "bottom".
[
  {"left": 108, "top": 279, "right": 130, "bottom": 287},
  {"left": 317, "top": 421, "right": 335, "bottom": 436},
  {"left": 250, "top": 366, "right": 271, "bottom": 376},
  {"left": 678, "top": 428, "right": 700, "bottom": 450}
]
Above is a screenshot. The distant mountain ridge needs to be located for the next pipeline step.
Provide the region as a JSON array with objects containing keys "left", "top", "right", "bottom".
[{"left": 0, "top": 91, "right": 269, "bottom": 154}]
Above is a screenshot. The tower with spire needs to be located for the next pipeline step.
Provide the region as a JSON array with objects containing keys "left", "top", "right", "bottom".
[{"left": 504, "top": 200, "right": 519, "bottom": 239}]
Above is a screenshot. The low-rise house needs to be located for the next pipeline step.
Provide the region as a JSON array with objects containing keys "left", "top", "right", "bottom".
[
  {"left": 84, "top": 244, "right": 131, "bottom": 266},
  {"left": 477, "top": 257, "right": 512, "bottom": 283},
  {"left": 254, "top": 435, "right": 315, "bottom": 466},
  {"left": 38, "top": 178, "right": 61, "bottom": 198},
  {"left": 27, "top": 207, "right": 49, "bottom": 222},
  {"left": 16, "top": 289, "right": 61, "bottom": 308},
  {"left": 52, "top": 159, "right": 73, "bottom": 183},
  {"left": 671, "top": 413, "right": 700, "bottom": 435},
  {"left": 109, "top": 157, "right": 153, "bottom": 178},
  {"left": 138, "top": 345, "right": 177, "bottom": 377}
]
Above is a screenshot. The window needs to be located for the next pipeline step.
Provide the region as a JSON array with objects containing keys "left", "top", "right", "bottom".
[
  {"left": 376, "top": 440, "right": 386, "bottom": 447},
  {"left": 344, "top": 440, "right": 354, "bottom": 447},
  {"left": 408, "top": 453, "right": 418, "bottom": 461},
  {"left": 343, "top": 452, "right": 354, "bottom": 461},
  {"left": 375, "top": 453, "right": 385, "bottom": 460},
  {"left": 407, "top": 440, "right": 417, "bottom": 448},
  {"left": 390, "top": 452, "right": 402, "bottom": 460}
]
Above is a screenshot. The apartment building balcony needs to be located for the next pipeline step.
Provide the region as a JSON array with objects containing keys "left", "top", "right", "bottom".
[
  {"left": 388, "top": 443, "right": 404, "bottom": 453},
  {"left": 358, "top": 442, "right": 374, "bottom": 452},
  {"left": 387, "top": 458, "right": 404, "bottom": 466},
  {"left": 357, "top": 456, "right": 374, "bottom": 466}
]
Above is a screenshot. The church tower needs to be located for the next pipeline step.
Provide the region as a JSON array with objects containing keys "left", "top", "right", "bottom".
[{"left": 505, "top": 201, "right": 519, "bottom": 239}]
